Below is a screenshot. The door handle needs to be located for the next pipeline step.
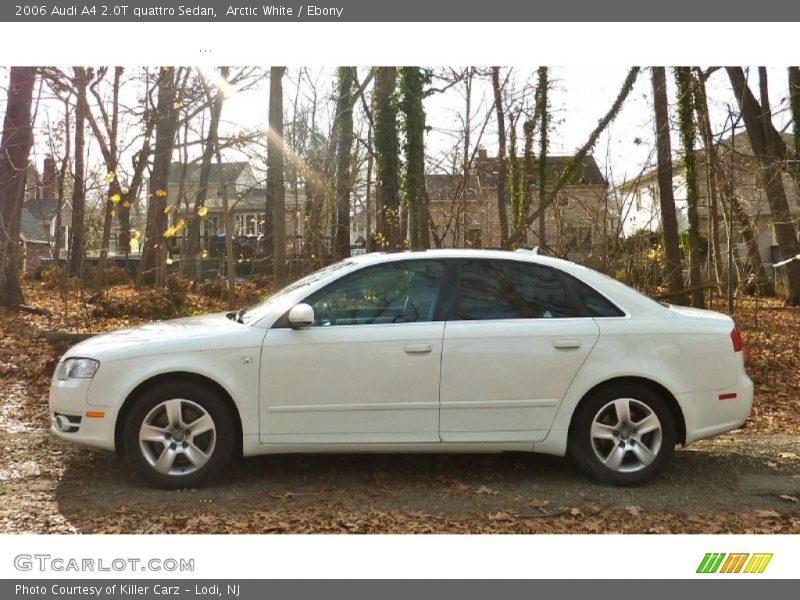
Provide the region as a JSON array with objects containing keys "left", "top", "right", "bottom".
[
  {"left": 553, "top": 338, "right": 582, "bottom": 349},
  {"left": 404, "top": 343, "right": 433, "bottom": 354}
]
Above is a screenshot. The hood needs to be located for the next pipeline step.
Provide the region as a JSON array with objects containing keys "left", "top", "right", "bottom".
[{"left": 63, "top": 313, "right": 268, "bottom": 363}]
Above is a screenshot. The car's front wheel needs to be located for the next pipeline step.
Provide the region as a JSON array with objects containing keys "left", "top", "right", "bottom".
[
  {"left": 123, "top": 381, "right": 235, "bottom": 489},
  {"left": 568, "top": 383, "right": 676, "bottom": 485}
]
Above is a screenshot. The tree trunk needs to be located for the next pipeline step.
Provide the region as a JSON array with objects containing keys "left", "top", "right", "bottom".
[
  {"left": 215, "top": 146, "right": 236, "bottom": 309},
  {"left": 536, "top": 67, "right": 549, "bottom": 249},
  {"left": 675, "top": 67, "right": 705, "bottom": 308},
  {"left": 728, "top": 67, "right": 800, "bottom": 305},
  {"left": 0, "top": 67, "right": 36, "bottom": 307},
  {"left": 93, "top": 67, "right": 123, "bottom": 291},
  {"left": 400, "top": 67, "right": 428, "bottom": 250},
  {"left": 334, "top": 67, "right": 356, "bottom": 260},
  {"left": 185, "top": 68, "right": 227, "bottom": 280},
  {"left": 491, "top": 67, "right": 510, "bottom": 249},
  {"left": 374, "top": 67, "right": 401, "bottom": 250},
  {"left": 137, "top": 67, "right": 180, "bottom": 287},
  {"left": 69, "top": 68, "right": 87, "bottom": 276},
  {"left": 692, "top": 71, "right": 727, "bottom": 292},
  {"left": 268, "top": 66, "right": 287, "bottom": 284},
  {"left": 652, "top": 67, "right": 689, "bottom": 304}
]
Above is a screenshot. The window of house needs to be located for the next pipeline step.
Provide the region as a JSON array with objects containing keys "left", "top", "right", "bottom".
[
  {"left": 234, "top": 213, "right": 266, "bottom": 236},
  {"left": 203, "top": 216, "right": 219, "bottom": 238},
  {"left": 303, "top": 260, "right": 446, "bottom": 326},
  {"left": 454, "top": 260, "right": 583, "bottom": 320}
]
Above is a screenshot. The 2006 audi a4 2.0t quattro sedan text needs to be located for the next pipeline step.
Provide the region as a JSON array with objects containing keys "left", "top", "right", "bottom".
[{"left": 49, "top": 249, "right": 753, "bottom": 489}]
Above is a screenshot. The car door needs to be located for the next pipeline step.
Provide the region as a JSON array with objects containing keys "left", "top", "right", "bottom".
[
  {"left": 259, "top": 259, "right": 447, "bottom": 445},
  {"left": 439, "top": 259, "right": 600, "bottom": 443}
]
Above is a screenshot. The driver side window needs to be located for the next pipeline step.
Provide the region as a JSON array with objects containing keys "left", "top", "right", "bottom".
[{"left": 304, "top": 260, "right": 446, "bottom": 326}]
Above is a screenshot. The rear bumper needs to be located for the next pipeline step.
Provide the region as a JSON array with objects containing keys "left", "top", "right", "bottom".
[{"left": 678, "top": 371, "right": 754, "bottom": 444}]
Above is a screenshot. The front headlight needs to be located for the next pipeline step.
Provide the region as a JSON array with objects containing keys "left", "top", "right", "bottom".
[{"left": 56, "top": 358, "right": 100, "bottom": 380}]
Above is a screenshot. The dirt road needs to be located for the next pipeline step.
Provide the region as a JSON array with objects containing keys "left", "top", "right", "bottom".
[{"left": 1, "top": 428, "right": 798, "bottom": 533}]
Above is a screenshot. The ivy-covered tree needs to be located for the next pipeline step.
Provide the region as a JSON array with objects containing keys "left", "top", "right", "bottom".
[
  {"left": 535, "top": 66, "right": 549, "bottom": 248},
  {"left": 674, "top": 67, "right": 705, "bottom": 308},
  {"left": 333, "top": 66, "right": 356, "bottom": 260},
  {"left": 399, "top": 66, "right": 429, "bottom": 250},
  {"left": 374, "top": 67, "right": 401, "bottom": 250}
]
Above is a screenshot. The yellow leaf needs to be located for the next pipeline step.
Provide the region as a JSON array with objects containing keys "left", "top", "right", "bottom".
[
  {"left": 201, "top": 250, "right": 209, "bottom": 258},
  {"left": 173, "top": 102, "right": 183, "bottom": 110},
  {"left": 111, "top": 210, "right": 116, "bottom": 217},
  {"left": 163, "top": 227, "right": 176, "bottom": 238},
  {"left": 163, "top": 205, "right": 173, "bottom": 214},
  {"left": 104, "top": 172, "right": 115, "bottom": 183},
  {"left": 110, "top": 193, "right": 121, "bottom": 204},
  {"left": 197, "top": 206, "right": 208, "bottom": 217},
  {"left": 166, "top": 257, "right": 174, "bottom": 265},
  {"left": 155, "top": 188, "right": 168, "bottom": 198}
]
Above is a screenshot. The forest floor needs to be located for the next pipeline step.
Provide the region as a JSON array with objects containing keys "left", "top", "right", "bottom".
[{"left": 0, "top": 276, "right": 799, "bottom": 533}]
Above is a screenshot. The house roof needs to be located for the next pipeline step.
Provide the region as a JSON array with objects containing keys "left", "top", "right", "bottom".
[
  {"left": 20, "top": 197, "right": 70, "bottom": 244},
  {"left": 167, "top": 161, "right": 250, "bottom": 185},
  {"left": 475, "top": 154, "right": 607, "bottom": 188}
]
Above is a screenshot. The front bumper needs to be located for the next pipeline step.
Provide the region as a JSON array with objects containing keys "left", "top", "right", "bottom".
[
  {"left": 49, "top": 376, "right": 117, "bottom": 451},
  {"left": 678, "top": 370, "right": 754, "bottom": 444}
]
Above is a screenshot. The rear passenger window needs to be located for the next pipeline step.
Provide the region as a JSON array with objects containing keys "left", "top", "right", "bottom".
[
  {"left": 455, "top": 260, "right": 583, "bottom": 320},
  {"left": 565, "top": 275, "right": 626, "bottom": 317}
]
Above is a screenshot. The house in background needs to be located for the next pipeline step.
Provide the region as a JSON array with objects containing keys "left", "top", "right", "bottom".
[
  {"left": 165, "top": 162, "right": 307, "bottom": 256},
  {"left": 427, "top": 150, "right": 610, "bottom": 261},
  {"left": 19, "top": 157, "right": 72, "bottom": 268},
  {"left": 616, "top": 132, "right": 800, "bottom": 267}
]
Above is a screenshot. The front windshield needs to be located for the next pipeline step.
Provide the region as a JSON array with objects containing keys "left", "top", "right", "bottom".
[{"left": 236, "top": 260, "right": 356, "bottom": 325}]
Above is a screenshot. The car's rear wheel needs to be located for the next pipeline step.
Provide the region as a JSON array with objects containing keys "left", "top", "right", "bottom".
[
  {"left": 568, "top": 383, "right": 676, "bottom": 485},
  {"left": 123, "top": 381, "right": 235, "bottom": 489}
]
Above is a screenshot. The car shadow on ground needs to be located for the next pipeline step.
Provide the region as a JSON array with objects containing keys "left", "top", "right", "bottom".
[{"left": 49, "top": 434, "right": 800, "bottom": 533}]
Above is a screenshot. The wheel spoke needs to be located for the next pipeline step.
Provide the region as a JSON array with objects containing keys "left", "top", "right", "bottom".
[
  {"left": 591, "top": 421, "right": 617, "bottom": 441},
  {"left": 183, "top": 442, "right": 210, "bottom": 469},
  {"left": 153, "top": 447, "right": 178, "bottom": 474},
  {"left": 604, "top": 445, "right": 626, "bottom": 470},
  {"left": 140, "top": 424, "right": 169, "bottom": 444},
  {"left": 631, "top": 440, "right": 656, "bottom": 466},
  {"left": 187, "top": 414, "right": 214, "bottom": 437},
  {"left": 164, "top": 399, "right": 184, "bottom": 428},
  {"left": 614, "top": 399, "right": 631, "bottom": 425},
  {"left": 635, "top": 413, "right": 660, "bottom": 435}
]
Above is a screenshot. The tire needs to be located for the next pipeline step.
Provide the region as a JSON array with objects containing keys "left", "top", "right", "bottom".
[
  {"left": 123, "top": 381, "right": 236, "bottom": 489},
  {"left": 568, "top": 383, "right": 676, "bottom": 486}
]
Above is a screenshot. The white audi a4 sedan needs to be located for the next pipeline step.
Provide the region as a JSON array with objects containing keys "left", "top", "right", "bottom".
[{"left": 50, "top": 249, "right": 753, "bottom": 489}]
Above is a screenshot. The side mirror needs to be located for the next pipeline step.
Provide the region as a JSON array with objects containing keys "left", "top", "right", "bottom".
[{"left": 288, "top": 303, "right": 314, "bottom": 328}]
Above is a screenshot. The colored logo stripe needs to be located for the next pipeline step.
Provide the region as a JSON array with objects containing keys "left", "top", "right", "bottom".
[
  {"left": 744, "top": 553, "right": 773, "bottom": 574},
  {"left": 697, "top": 553, "right": 772, "bottom": 574}
]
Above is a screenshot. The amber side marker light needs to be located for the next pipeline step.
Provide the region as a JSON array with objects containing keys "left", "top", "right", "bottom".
[{"left": 84, "top": 411, "right": 105, "bottom": 418}]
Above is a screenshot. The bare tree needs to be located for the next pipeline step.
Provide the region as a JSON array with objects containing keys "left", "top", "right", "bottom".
[
  {"left": 651, "top": 67, "right": 688, "bottom": 304},
  {"left": 137, "top": 67, "right": 182, "bottom": 287},
  {"left": 374, "top": 67, "right": 401, "bottom": 250},
  {"left": 728, "top": 67, "right": 800, "bottom": 305},
  {"left": 491, "top": 67, "right": 510, "bottom": 248}
]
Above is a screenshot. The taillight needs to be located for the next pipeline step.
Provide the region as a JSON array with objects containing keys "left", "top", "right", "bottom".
[{"left": 731, "top": 327, "right": 743, "bottom": 352}]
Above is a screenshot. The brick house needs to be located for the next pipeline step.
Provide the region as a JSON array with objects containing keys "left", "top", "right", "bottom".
[
  {"left": 427, "top": 150, "right": 610, "bottom": 261},
  {"left": 617, "top": 132, "right": 800, "bottom": 267}
]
